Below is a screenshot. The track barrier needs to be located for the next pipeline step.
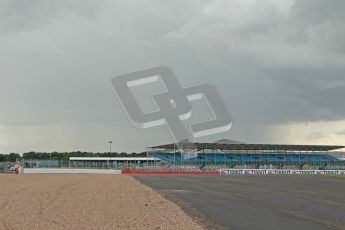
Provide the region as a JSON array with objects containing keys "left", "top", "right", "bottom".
[
  {"left": 23, "top": 168, "right": 122, "bottom": 174},
  {"left": 122, "top": 169, "right": 218, "bottom": 175},
  {"left": 219, "top": 169, "right": 345, "bottom": 175},
  {"left": 20, "top": 168, "right": 345, "bottom": 176}
]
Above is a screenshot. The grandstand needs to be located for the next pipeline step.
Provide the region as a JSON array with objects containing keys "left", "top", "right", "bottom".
[{"left": 148, "top": 140, "right": 345, "bottom": 169}]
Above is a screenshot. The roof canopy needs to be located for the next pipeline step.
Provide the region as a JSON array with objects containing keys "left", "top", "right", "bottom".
[{"left": 149, "top": 142, "right": 345, "bottom": 152}]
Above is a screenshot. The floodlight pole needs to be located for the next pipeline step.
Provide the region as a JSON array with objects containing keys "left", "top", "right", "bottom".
[
  {"left": 174, "top": 143, "right": 176, "bottom": 167},
  {"left": 146, "top": 150, "right": 149, "bottom": 166},
  {"left": 108, "top": 141, "right": 113, "bottom": 153},
  {"left": 108, "top": 141, "right": 113, "bottom": 168}
]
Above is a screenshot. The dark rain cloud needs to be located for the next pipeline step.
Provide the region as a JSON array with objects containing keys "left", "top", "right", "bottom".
[{"left": 0, "top": 0, "right": 344, "bottom": 151}]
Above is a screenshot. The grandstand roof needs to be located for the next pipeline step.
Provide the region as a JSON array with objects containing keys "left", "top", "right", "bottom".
[
  {"left": 213, "top": 139, "right": 246, "bottom": 144},
  {"left": 149, "top": 142, "right": 345, "bottom": 152}
]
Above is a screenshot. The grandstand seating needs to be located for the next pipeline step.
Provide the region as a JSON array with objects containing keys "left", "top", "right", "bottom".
[{"left": 150, "top": 151, "right": 344, "bottom": 167}]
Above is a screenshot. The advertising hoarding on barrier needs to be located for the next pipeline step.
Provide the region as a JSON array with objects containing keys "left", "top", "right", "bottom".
[
  {"left": 23, "top": 168, "right": 122, "bottom": 174},
  {"left": 21, "top": 168, "right": 345, "bottom": 175},
  {"left": 219, "top": 169, "right": 345, "bottom": 175},
  {"left": 121, "top": 169, "right": 218, "bottom": 175}
]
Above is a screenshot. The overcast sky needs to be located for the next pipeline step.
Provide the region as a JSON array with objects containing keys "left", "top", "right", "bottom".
[{"left": 1, "top": 0, "right": 345, "bottom": 153}]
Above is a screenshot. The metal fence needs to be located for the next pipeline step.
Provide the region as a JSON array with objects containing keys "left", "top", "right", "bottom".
[
  {"left": 17, "top": 158, "right": 345, "bottom": 171},
  {"left": 20, "top": 159, "right": 214, "bottom": 172},
  {"left": 21, "top": 159, "right": 165, "bottom": 170},
  {"left": 0, "top": 162, "right": 16, "bottom": 173}
]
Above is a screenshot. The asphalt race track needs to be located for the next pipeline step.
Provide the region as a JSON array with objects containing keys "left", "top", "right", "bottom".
[{"left": 134, "top": 175, "right": 345, "bottom": 230}]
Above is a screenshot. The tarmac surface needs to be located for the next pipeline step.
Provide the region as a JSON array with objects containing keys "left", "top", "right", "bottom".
[{"left": 134, "top": 175, "right": 345, "bottom": 230}]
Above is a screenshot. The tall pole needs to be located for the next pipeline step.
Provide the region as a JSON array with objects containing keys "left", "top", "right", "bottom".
[
  {"left": 146, "top": 151, "right": 149, "bottom": 166},
  {"left": 108, "top": 141, "right": 112, "bottom": 167},
  {"left": 108, "top": 141, "right": 113, "bottom": 153},
  {"left": 174, "top": 143, "right": 176, "bottom": 167}
]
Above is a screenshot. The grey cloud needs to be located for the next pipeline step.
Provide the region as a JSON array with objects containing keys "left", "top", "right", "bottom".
[
  {"left": 337, "top": 130, "right": 345, "bottom": 136},
  {"left": 0, "top": 0, "right": 103, "bottom": 35},
  {"left": 0, "top": 0, "right": 345, "bottom": 152},
  {"left": 291, "top": 0, "right": 345, "bottom": 25},
  {"left": 305, "top": 132, "right": 327, "bottom": 140}
]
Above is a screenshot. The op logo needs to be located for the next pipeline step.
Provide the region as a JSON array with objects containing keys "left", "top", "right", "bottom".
[{"left": 111, "top": 66, "right": 232, "bottom": 142}]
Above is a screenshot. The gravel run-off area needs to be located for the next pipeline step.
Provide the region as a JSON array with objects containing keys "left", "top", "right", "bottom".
[{"left": 0, "top": 174, "right": 203, "bottom": 230}]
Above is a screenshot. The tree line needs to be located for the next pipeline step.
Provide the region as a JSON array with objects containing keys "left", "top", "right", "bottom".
[
  {"left": 0, "top": 153, "right": 21, "bottom": 162},
  {"left": 0, "top": 151, "right": 147, "bottom": 162}
]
